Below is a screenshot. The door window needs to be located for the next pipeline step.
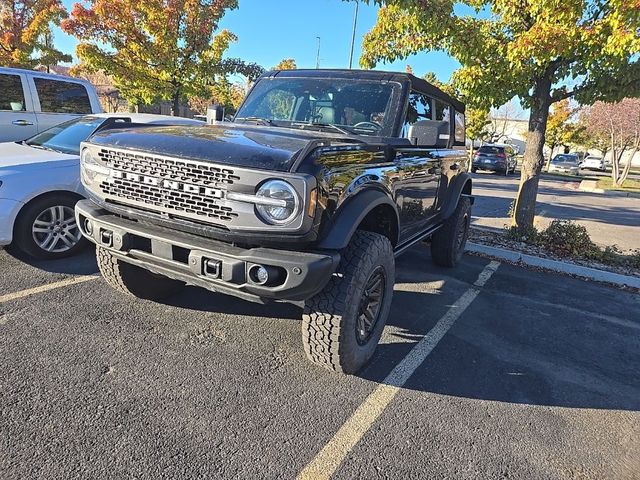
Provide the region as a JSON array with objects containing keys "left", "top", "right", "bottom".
[
  {"left": 435, "top": 99, "right": 450, "bottom": 124},
  {"left": 0, "top": 74, "right": 26, "bottom": 111},
  {"left": 34, "top": 78, "right": 92, "bottom": 114},
  {"left": 403, "top": 91, "right": 434, "bottom": 137}
]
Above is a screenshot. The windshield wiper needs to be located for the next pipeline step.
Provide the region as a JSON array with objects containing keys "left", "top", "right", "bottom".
[
  {"left": 292, "top": 122, "right": 355, "bottom": 135},
  {"left": 235, "top": 116, "right": 277, "bottom": 126}
]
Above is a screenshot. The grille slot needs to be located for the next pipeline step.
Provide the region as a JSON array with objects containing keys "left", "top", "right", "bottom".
[{"left": 97, "top": 148, "right": 240, "bottom": 222}]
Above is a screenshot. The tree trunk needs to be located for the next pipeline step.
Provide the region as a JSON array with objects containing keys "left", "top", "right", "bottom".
[
  {"left": 512, "top": 78, "right": 552, "bottom": 230},
  {"left": 618, "top": 146, "right": 637, "bottom": 186},
  {"left": 171, "top": 89, "right": 180, "bottom": 117},
  {"left": 544, "top": 142, "right": 556, "bottom": 171}
]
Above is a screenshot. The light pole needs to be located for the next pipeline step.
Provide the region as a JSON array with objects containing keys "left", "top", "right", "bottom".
[
  {"left": 316, "top": 37, "right": 321, "bottom": 69},
  {"left": 348, "top": 0, "right": 359, "bottom": 69}
]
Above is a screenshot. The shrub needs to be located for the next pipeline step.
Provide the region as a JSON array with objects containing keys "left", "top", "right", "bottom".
[
  {"left": 505, "top": 225, "right": 541, "bottom": 245},
  {"left": 540, "top": 220, "right": 599, "bottom": 257}
]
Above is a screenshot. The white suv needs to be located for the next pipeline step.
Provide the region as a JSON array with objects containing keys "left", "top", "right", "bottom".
[{"left": 0, "top": 67, "right": 102, "bottom": 143}]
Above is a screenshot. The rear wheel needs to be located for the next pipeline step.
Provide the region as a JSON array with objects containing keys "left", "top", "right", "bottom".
[
  {"left": 302, "top": 231, "right": 394, "bottom": 374},
  {"left": 431, "top": 196, "right": 471, "bottom": 267},
  {"left": 96, "top": 246, "right": 184, "bottom": 300},
  {"left": 11, "top": 193, "right": 87, "bottom": 259}
]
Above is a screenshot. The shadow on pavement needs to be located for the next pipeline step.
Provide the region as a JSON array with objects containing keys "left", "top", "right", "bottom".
[{"left": 4, "top": 246, "right": 99, "bottom": 275}]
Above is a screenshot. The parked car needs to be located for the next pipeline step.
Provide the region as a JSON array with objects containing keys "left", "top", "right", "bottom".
[
  {"left": 75, "top": 69, "right": 472, "bottom": 374},
  {"left": 471, "top": 144, "right": 517, "bottom": 175},
  {"left": 0, "top": 67, "right": 103, "bottom": 143},
  {"left": 581, "top": 155, "right": 606, "bottom": 171},
  {"left": 548, "top": 153, "right": 580, "bottom": 175},
  {"left": 0, "top": 113, "right": 203, "bottom": 259}
]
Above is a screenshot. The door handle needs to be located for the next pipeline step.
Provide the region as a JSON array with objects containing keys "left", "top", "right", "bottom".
[
  {"left": 12, "top": 119, "right": 34, "bottom": 126},
  {"left": 450, "top": 163, "right": 460, "bottom": 170}
]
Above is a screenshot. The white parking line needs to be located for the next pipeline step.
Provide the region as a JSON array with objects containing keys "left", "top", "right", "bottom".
[
  {"left": 0, "top": 275, "right": 99, "bottom": 304},
  {"left": 296, "top": 260, "right": 501, "bottom": 480}
]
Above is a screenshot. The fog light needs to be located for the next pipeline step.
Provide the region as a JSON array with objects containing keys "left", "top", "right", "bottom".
[
  {"left": 249, "top": 265, "right": 269, "bottom": 285},
  {"left": 84, "top": 218, "right": 93, "bottom": 235}
]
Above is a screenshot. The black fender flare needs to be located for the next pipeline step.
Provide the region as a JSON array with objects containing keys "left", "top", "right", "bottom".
[
  {"left": 317, "top": 190, "right": 399, "bottom": 251},
  {"left": 439, "top": 173, "right": 474, "bottom": 220}
]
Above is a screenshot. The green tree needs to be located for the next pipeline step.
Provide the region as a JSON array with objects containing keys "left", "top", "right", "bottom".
[
  {"left": 272, "top": 58, "right": 296, "bottom": 70},
  {"left": 360, "top": 0, "right": 640, "bottom": 230},
  {"left": 62, "top": 0, "right": 262, "bottom": 115},
  {"left": 0, "top": 0, "right": 71, "bottom": 68}
]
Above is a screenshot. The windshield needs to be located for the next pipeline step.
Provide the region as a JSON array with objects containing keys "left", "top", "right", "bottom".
[
  {"left": 25, "top": 116, "right": 107, "bottom": 155},
  {"left": 478, "top": 146, "right": 504, "bottom": 154},
  {"left": 235, "top": 77, "right": 401, "bottom": 136},
  {"left": 552, "top": 155, "right": 578, "bottom": 164}
]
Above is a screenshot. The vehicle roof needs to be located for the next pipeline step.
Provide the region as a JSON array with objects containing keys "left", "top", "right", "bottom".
[
  {"left": 481, "top": 143, "right": 512, "bottom": 148},
  {"left": 86, "top": 113, "right": 203, "bottom": 124},
  {"left": 0, "top": 66, "right": 93, "bottom": 85},
  {"left": 263, "top": 68, "right": 465, "bottom": 113}
]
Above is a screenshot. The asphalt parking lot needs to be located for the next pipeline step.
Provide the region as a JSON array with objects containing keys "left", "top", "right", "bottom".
[
  {"left": 471, "top": 172, "right": 640, "bottom": 251},
  {"left": 1, "top": 246, "right": 639, "bottom": 479}
]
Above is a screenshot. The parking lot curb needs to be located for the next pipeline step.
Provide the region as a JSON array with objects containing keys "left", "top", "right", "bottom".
[{"left": 466, "top": 242, "right": 640, "bottom": 289}]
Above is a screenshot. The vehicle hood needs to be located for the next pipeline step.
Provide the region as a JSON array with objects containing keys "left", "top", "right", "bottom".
[
  {"left": 88, "top": 123, "right": 354, "bottom": 172},
  {"left": 0, "top": 142, "right": 78, "bottom": 169}
]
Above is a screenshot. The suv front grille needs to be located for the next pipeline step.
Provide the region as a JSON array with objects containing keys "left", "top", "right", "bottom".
[{"left": 97, "top": 148, "right": 240, "bottom": 222}]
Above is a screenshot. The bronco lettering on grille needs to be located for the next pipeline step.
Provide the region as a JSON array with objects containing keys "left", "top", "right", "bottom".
[{"left": 109, "top": 169, "right": 224, "bottom": 199}]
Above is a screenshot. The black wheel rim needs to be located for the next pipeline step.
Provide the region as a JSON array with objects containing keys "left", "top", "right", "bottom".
[{"left": 356, "top": 266, "right": 386, "bottom": 345}]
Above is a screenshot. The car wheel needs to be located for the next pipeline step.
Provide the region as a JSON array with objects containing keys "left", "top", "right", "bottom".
[
  {"left": 96, "top": 246, "right": 184, "bottom": 300},
  {"left": 431, "top": 196, "right": 471, "bottom": 268},
  {"left": 302, "top": 231, "right": 394, "bottom": 374},
  {"left": 11, "top": 193, "right": 88, "bottom": 260}
]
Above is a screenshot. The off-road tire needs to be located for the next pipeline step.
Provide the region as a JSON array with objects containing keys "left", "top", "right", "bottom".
[
  {"left": 431, "top": 196, "right": 471, "bottom": 268},
  {"left": 302, "top": 231, "right": 394, "bottom": 374},
  {"left": 11, "top": 193, "right": 88, "bottom": 260},
  {"left": 96, "top": 246, "right": 184, "bottom": 300}
]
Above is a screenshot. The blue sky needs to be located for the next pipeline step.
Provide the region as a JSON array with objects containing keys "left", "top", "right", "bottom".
[{"left": 52, "top": 0, "right": 461, "bottom": 83}]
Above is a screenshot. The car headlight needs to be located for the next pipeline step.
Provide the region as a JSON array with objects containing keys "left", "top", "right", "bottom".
[
  {"left": 80, "top": 147, "right": 109, "bottom": 185},
  {"left": 255, "top": 179, "right": 300, "bottom": 225}
]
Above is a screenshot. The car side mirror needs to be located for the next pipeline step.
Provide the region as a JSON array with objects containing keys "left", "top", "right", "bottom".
[{"left": 407, "top": 120, "right": 449, "bottom": 147}]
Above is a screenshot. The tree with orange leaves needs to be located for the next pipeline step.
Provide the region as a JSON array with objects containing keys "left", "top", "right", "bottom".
[
  {"left": 62, "top": 0, "right": 263, "bottom": 114},
  {"left": 0, "top": 0, "right": 71, "bottom": 68}
]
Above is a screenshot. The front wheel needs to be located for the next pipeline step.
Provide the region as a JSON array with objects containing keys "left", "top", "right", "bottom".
[
  {"left": 302, "top": 231, "right": 394, "bottom": 374},
  {"left": 96, "top": 246, "right": 184, "bottom": 300},
  {"left": 11, "top": 194, "right": 87, "bottom": 259},
  {"left": 431, "top": 196, "right": 471, "bottom": 268}
]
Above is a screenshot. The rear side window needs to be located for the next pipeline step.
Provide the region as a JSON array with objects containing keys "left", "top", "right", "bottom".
[
  {"left": 34, "top": 78, "right": 92, "bottom": 114},
  {"left": 0, "top": 74, "right": 26, "bottom": 111}
]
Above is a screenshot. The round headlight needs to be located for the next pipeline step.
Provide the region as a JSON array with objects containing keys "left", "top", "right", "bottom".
[{"left": 255, "top": 180, "right": 299, "bottom": 225}]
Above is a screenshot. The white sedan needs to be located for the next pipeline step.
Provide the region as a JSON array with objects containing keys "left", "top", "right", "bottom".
[
  {"left": 580, "top": 155, "right": 606, "bottom": 171},
  {"left": 0, "top": 113, "right": 203, "bottom": 259}
]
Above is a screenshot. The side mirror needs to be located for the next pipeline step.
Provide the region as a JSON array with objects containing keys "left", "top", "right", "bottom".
[
  {"left": 206, "top": 104, "right": 225, "bottom": 124},
  {"left": 407, "top": 120, "right": 449, "bottom": 147}
]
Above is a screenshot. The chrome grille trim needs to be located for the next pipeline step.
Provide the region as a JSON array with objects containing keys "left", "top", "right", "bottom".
[
  {"left": 97, "top": 147, "right": 238, "bottom": 223},
  {"left": 98, "top": 148, "right": 240, "bottom": 187},
  {"left": 81, "top": 144, "right": 313, "bottom": 232}
]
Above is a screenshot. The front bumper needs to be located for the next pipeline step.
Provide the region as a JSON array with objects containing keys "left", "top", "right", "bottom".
[
  {"left": 75, "top": 200, "right": 339, "bottom": 303},
  {"left": 0, "top": 198, "right": 24, "bottom": 246}
]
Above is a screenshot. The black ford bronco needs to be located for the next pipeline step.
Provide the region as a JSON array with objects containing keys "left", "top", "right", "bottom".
[{"left": 76, "top": 69, "right": 473, "bottom": 374}]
